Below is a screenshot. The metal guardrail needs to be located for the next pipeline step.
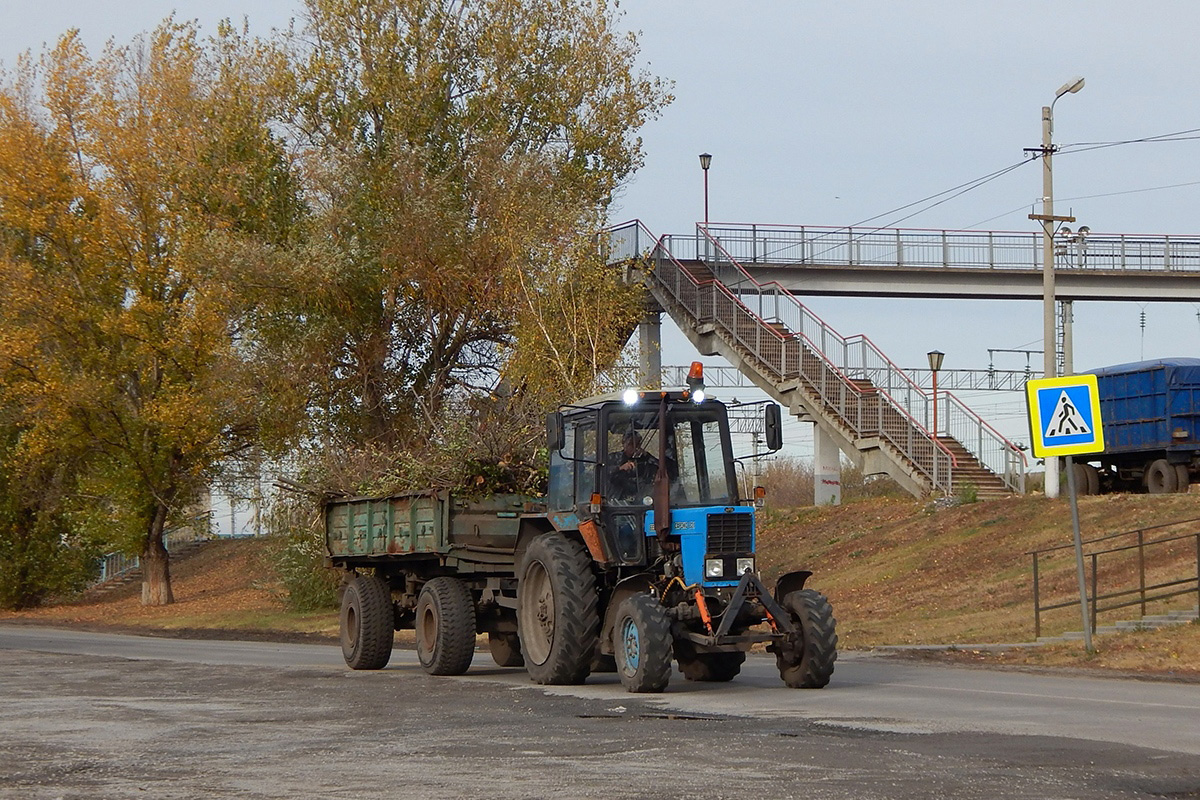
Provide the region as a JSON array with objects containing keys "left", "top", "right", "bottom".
[
  {"left": 698, "top": 223, "right": 1200, "bottom": 273},
  {"left": 89, "top": 512, "right": 214, "bottom": 587},
  {"left": 605, "top": 364, "right": 1032, "bottom": 393},
  {"left": 1029, "top": 518, "right": 1200, "bottom": 639}
]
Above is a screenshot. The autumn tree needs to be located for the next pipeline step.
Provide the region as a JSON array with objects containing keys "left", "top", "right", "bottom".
[
  {"left": 0, "top": 22, "right": 305, "bottom": 605},
  {"left": 285, "top": 0, "right": 669, "bottom": 452}
]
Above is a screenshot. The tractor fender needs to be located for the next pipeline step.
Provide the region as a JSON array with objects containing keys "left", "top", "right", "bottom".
[
  {"left": 773, "top": 570, "right": 812, "bottom": 603},
  {"left": 598, "top": 573, "right": 657, "bottom": 655}
]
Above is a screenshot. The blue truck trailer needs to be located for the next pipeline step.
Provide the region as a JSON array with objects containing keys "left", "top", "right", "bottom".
[{"left": 1072, "top": 358, "right": 1200, "bottom": 494}]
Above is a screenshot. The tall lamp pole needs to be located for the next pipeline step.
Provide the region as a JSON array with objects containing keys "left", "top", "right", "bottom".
[
  {"left": 1029, "top": 76, "right": 1084, "bottom": 500},
  {"left": 699, "top": 152, "right": 712, "bottom": 227},
  {"left": 927, "top": 350, "right": 944, "bottom": 441}
]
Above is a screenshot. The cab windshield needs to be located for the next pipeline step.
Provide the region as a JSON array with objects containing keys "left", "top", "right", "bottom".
[{"left": 603, "top": 405, "right": 735, "bottom": 507}]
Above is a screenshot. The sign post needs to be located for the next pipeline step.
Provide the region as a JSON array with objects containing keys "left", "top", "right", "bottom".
[{"left": 1025, "top": 374, "right": 1105, "bottom": 652}]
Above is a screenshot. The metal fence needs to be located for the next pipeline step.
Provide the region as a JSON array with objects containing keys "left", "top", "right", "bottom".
[
  {"left": 90, "top": 512, "right": 215, "bottom": 587},
  {"left": 1029, "top": 518, "right": 1200, "bottom": 639}
]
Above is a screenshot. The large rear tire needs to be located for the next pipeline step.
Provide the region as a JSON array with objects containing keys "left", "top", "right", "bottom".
[
  {"left": 613, "top": 594, "right": 673, "bottom": 693},
  {"left": 340, "top": 574, "right": 394, "bottom": 670},
  {"left": 1146, "top": 459, "right": 1178, "bottom": 494},
  {"left": 517, "top": 534, "right": 599, "bottom": 685},
  {"left": 415, "top": 577, "right": 476, "bottom": 675},
  {"left": 775, "top": 589, "right": 838, "bottom": 689}
]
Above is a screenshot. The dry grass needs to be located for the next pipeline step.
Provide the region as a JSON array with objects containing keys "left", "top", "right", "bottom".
[
  {"left": 0, "top": 539, "right": 339, "bottom": 639},
  {"left": 757, "top": 492, "right": 1200, "bottom": 676}
]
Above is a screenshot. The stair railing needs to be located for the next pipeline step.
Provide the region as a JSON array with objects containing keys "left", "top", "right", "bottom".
[
  {"left": 629, "top": 223, "right": 955, "bottom": 492},
  {"left": 690, "top": 223, "right": 1025, "bottom": 494}
]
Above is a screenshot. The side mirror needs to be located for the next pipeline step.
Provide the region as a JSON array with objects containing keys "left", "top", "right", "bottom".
[
  {"left": 764, "top": 404, "right": 783, "bottom": 452},
  {"left": 546, "top": 412, "right": 565, "bottom": 453}
]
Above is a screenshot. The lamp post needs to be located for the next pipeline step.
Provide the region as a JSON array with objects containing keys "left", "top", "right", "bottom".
[
  {"left": 1030, "top": 76, "right": 1084, "bottom": 499},
  {"left": 927, "top": 350, "right": 944, "bottom": 441},
  {"left": 699, "top": 152, "right": 712, "bottom": 227}
]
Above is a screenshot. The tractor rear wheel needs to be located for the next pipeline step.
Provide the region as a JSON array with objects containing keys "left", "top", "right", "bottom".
[
  {"left": 340, "top": 573, "right": 394, "bottom": 670},
  {"left": 775, "top": 589, "right": 838, "bottom": 689},
  {"left": 517, "top": 534, "right": 599, "bottom": 685},
  {"left": 613, "top": 594, "right": 673, "bottom": 693},
  {"left": 488, "top": 633, "right": 524, "bottom": 667},
  {"left": 676, "top": 649, "right": 745, "bottom": 682}
]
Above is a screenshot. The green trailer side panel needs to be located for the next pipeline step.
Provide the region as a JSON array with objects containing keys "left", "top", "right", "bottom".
[{"left": 325, "top": 492, "right": 450, "bottom": 558}]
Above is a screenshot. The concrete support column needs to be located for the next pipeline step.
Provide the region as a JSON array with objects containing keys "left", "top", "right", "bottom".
[
  {"left": 813, "top": 423, "right": 843, "bottom": 506},
  {"left": 638, "top": 310, "right": 662, "bottom": 389}
]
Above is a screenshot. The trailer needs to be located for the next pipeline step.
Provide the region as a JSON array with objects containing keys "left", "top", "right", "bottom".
[
  {"left": 1072, "top": 358, "right": 1200, "bottom": 494},
  {"left": 325, "top": 366, "right": 837, "bottom": 692}
]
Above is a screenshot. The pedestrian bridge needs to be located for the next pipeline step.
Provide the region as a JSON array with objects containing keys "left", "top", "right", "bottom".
[{"left": 638, "top": 223, "right": 1200, "bottom": 301}]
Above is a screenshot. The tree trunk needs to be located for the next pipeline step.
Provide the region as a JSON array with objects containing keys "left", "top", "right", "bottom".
[{"left": 140, "top": 502, "right": 174, "bottom": 606}]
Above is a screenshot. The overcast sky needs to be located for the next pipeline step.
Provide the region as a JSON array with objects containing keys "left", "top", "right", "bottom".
[{"left": 4, "top": 1, "right": 1199, "bottom": 455}]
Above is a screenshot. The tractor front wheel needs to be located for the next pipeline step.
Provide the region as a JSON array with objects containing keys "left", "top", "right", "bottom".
[
  {"left": 613, "top": 594, "right": 673, "bottom": 693},
  {"left": 775, "top": 589, "right": 838, "bottom": 689}
]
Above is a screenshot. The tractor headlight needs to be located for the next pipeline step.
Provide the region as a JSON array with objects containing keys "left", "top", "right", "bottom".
[
  {"left": 736, "top": 557, "right": 755, "bottom": 575},
  {"left": 704, "top": 558, "right": 724, "bottom": 579}
]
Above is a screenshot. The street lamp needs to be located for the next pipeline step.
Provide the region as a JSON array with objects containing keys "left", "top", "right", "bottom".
[
  {"left": 927, "top": 350, "right": 944, "bottom": 441},
  {"left": 699, "top": 152, "right": 712, "bottom": 227},
  {"left": 1029, "top": 75, "right": 1084, "bottom": 499}
]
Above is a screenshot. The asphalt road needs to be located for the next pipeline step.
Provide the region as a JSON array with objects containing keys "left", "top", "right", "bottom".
[{"left": 1, "top": 624, "right": 1198, "bottom": 799}]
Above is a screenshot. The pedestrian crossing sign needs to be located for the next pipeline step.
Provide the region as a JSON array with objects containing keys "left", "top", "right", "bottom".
[{"left": 1025, "top": 374, "right": 1105, "bottom": 458}]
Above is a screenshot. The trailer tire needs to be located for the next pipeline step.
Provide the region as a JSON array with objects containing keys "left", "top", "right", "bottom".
[
  {"left": 414, "top": 577, "right": 476, "bottom": 675},
  {"left": 1072, "top": 463, "right": 1100, "bottom": 495},
  {"left": 1146, "top": 459, "right": 1178, "bottom": 494},
  {"left": 1175, "top": 464, "right": 1190, "bottom": 492},
  {"left": 613, "top": 594, "right": 673, "bottom": 693},
  {"left": 340, "top": 574, "right": 394, "bottom": 670},
  {"left": 676, "top": 646, "right": 745, "bottom": 682},
  {"left": 488, "top": 633, "right": 524, "bottom": 667},
  {"left": 776, "top": 589, "right": 838, "bottom": 689},
  {"left": 517, "top": 534, "right": 599, "bottom": 685}
]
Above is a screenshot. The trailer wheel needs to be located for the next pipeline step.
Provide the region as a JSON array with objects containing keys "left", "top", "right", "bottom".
[
  {"left": 1174, "top": 464, "right": 1190, "bottom": 492},
  {"left": 676, "top": 647, "right": 745, "bottom": 682},
  {"left": 488, "top": 633, "right": 524, "bottom": 668},
  {"left": 415, "top": 577, "right": 477, "bottom": 675},
  {"left": 340, "top": 574, "right": 394, "bottom": 670},
  {"left": 517, "top": 534, "right": 599, "bottom": 685},
  {"left": 1072, "top": 463, "right": 1100, "bottom": 495},
  {"left": 613, "top": 594, "right": 673, "bottom": 693},
  {"left": 1146, "top": 459, "right": 1178, "bottom": 494},
  {"left": 776, "top": 589, "right": 838, "bottom": 689}
]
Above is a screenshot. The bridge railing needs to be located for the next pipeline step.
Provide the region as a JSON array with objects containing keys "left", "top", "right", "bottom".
[
  {"left": 689, "top": 224, "right": 1026, "bottom": 494},
  {"left": 699, "top": 223, "right": 1200, "bottom": 272}
]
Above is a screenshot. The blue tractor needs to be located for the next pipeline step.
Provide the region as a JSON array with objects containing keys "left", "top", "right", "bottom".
[{"left": 528, "top": 364, "right": 838, "bottom": 692}]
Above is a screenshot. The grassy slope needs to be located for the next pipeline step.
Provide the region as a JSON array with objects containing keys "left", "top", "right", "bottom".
[
  {"left": 757, "top": 492, "right": 1200, "bottom": 675},
  {"left": 3, "top": 493, "right": 1198, "bottom": 676}
]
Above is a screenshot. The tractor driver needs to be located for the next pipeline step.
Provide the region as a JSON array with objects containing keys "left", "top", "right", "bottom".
[{"left": 608, "top": 430, "right": 658, "bottom": 503}]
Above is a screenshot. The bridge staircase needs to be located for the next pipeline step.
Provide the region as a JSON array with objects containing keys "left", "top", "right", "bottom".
[{"left": 610, "top": 221, "right": 1025, "bottom": 499}]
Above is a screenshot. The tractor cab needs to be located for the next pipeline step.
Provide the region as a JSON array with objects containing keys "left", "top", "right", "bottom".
[{"left": 545, "top": 363, "right": 782, "bottom": 587}]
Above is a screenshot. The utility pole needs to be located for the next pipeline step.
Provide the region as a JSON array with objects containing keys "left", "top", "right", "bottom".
[{"left": 1028, "top": 76, "right": 1084, "bottom": 499}]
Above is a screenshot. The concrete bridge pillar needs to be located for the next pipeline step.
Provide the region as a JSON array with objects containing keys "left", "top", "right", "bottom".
[
  {"left": 638, "top": 310, "right": 662, "bottom": 389},
  {"left": 813, "top": 424, "right": 843, "bottom": 506}
]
